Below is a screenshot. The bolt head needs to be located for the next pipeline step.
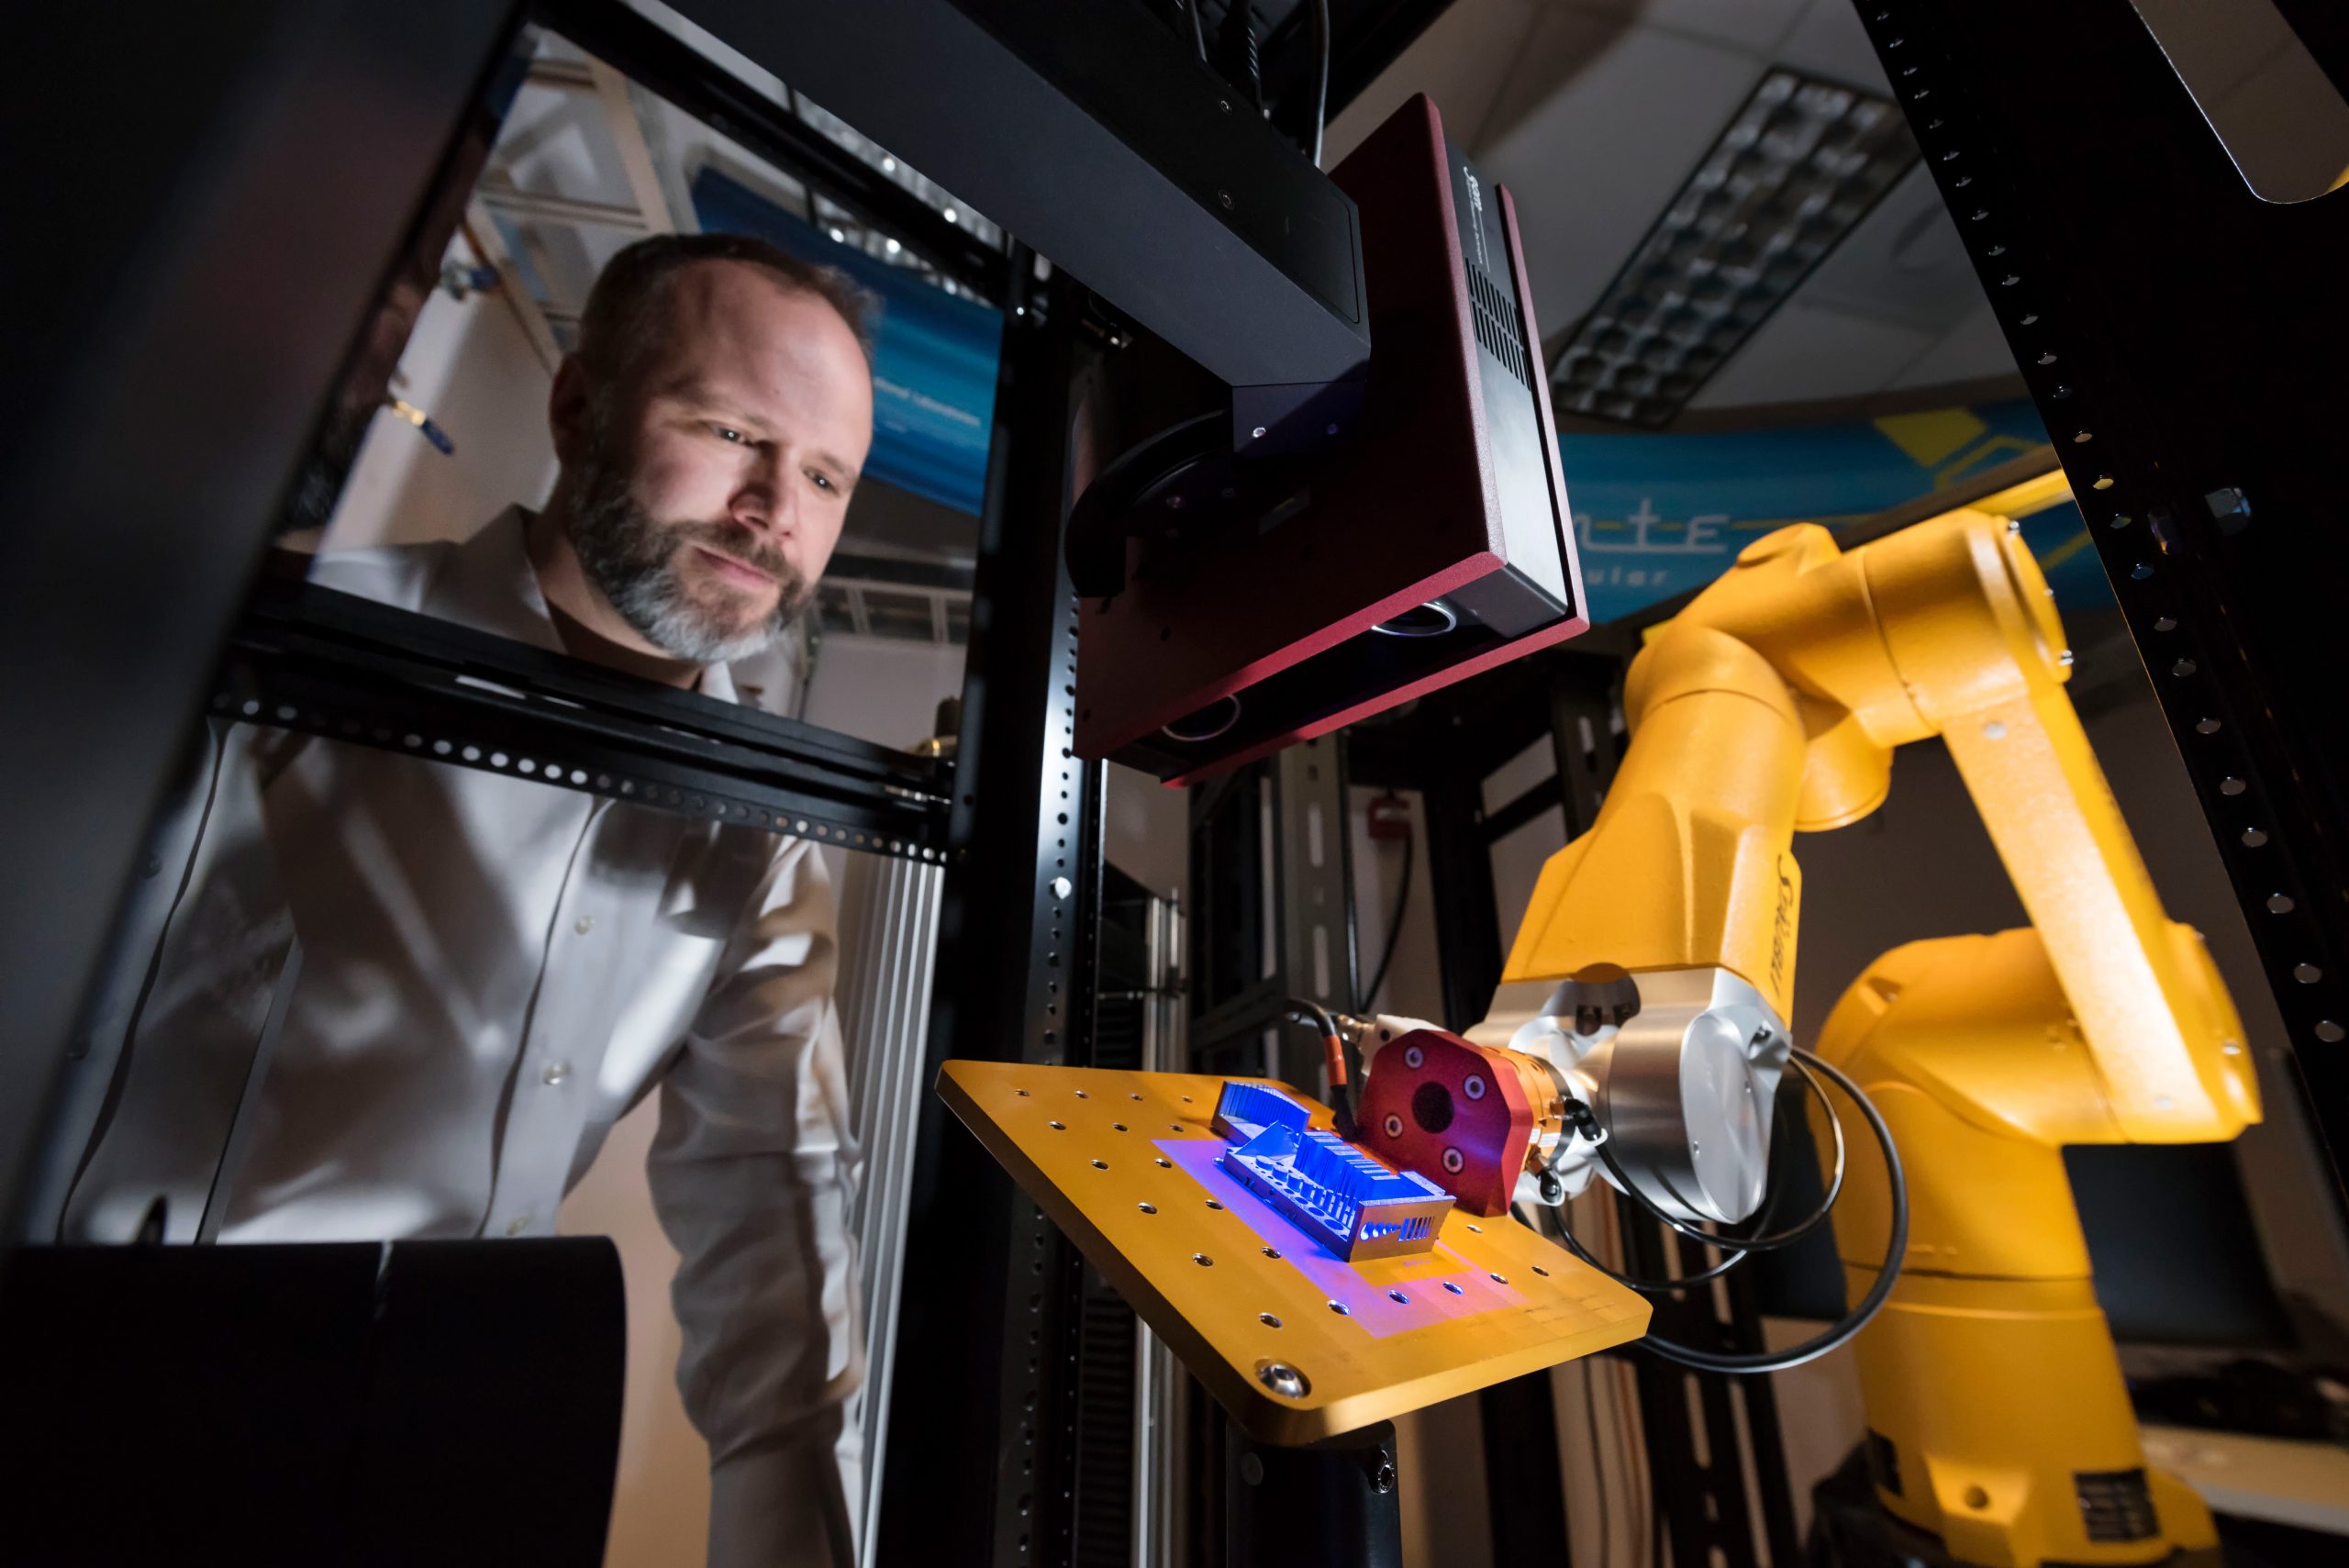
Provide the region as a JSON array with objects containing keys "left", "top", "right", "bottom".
[
  {"left": 1463, "top": 1074, "right": 1486, "bottom": 1101},
  {"left": 1250, "top": 426, "right": 1267, "bottom": 439},
  {"left": 1404, "top": 1045, "right": 1424, "bottom": 1069},
  {"left": 1442, "top": 1148, "right": 1464, "bottom": 1173},
  {"left": 1256, "top": 1361, "right": 1309, "bottom": 1398},
  {"left": 1240, "top": 1453, "right": 1264, "bottom": 1485},
  {"left": 1383, "top": 1114, "right": 1403, "bottom": 1139}
]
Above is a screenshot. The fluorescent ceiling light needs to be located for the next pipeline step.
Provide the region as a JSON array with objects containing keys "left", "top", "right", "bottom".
[{"left": 1550, "top": 69, "right": 1918, "bottom": 427}]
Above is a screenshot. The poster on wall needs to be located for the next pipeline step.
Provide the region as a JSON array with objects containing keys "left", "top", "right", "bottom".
[
  {"left": 691, "top": 165, "right": 1002, "bottom": 517},
  {"left": 1561, "top": 400, "right": 2110, "bottom": 623}
]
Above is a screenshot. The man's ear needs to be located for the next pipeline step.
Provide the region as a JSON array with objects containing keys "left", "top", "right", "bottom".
[{"left": 548, "top": 356, "right": 594, "bottom": 468}]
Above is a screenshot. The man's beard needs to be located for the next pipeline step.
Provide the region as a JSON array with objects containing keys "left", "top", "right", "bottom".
[{"left": 561, "top": 443, "right": 809, "bottom": 665}]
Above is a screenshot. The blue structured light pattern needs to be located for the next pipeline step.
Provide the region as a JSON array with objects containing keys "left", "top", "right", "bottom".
[{"left": 1210, "top": 1083, "right": 1453, "bottom": 1262}]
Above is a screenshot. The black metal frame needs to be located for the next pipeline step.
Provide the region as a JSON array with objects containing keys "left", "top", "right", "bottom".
[
  {"left": 1187, "top": 735, "right": 1361, "bottom": 1088},
  {"left": 538, "top": 0, "right": 1009, "bottom": 300},
  {"left": 1849, "top": 0, "right": 2349, "bottom": 1201},
  {"left": 0, "top": 0, "right": 528, "bottom": 1233},
  {"left": 225, "top": 574, "right": 952, "bottom": 858},
  {"left": 872, "top": 256, "right": 1121, "bottom": 1565}
]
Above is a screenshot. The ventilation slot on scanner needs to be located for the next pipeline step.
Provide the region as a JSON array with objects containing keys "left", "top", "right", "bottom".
[{"left": 1468, "top": 262, "right": 1533, "bottom": 391}]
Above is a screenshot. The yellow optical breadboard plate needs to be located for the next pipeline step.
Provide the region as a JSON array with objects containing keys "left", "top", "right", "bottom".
[{"left": 939, "top": 1062, "right": 1651, "bottom": 1444}]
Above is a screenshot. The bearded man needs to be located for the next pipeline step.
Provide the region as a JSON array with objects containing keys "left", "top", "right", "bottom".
[{"left": 53, "top": 234, "right": 878, "bottom": 1567}]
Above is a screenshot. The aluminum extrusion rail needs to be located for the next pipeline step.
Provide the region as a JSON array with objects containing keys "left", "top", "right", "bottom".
[{"left": 217, "top": 575, "right": 951, "bottom": 860}]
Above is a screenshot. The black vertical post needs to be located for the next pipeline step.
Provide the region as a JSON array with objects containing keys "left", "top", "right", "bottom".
[
  {"left": 1417, "top": 733, "right": 1571, "bottom": 1562},
  {"left": 876, "top": 258, "right": 1106, "bottom": 1568},
  {"left": 1421, "top": 773, "right": 1501, "bottom": 1037},
  {"left": 1225, "top": 1418, "right": 1403, "bottom": 1568}
]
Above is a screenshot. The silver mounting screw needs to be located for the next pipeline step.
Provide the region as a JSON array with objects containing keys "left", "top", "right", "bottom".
[{"left": 1257, "top": 1362, "right": 1309, "bottom": 1398}]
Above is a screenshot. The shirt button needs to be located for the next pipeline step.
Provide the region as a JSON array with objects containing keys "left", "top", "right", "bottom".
[
  {"left": 541, "top": 1062, "right": 572, "bottom": 1086},
  {"left": 505, "top": 1215, "right": 533, "bottom": 1237},
  {"left": 573, "top": 916, "right": 595, "bottom": 935}
]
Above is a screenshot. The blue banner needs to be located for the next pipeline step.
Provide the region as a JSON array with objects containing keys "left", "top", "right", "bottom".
[
  {"left": 1560, "top": 400, "right": 2110, "bottom": 622},
  {"left": 692, "top": 167, "right": 1002, "bottom": 516}
]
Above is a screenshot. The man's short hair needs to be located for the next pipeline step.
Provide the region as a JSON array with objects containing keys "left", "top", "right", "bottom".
[{"left": 573, "top": 231, "right": 874, "bottom": 390}]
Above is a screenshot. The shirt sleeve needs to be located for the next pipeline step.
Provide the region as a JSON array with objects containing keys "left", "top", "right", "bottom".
[{"left": 646, "top": 836, "right": 863, "bottom": 1568}]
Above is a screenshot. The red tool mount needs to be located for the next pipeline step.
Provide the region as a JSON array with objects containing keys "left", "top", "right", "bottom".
[
  {"left": 1067, "top": 95, "right": 1587, "bottom": 784},
  {"left": 1353, "top": 1028, "right": 1567, "bottom": 1218}
]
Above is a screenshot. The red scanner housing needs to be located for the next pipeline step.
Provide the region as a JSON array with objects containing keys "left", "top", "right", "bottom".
[{"left": 1073, "top": 95, "right": 1587, "bottom": 783}]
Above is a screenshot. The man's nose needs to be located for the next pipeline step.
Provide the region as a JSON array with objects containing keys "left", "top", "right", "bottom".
[{"left": 731, "top": 450, "right": 794, "bottom": 537}]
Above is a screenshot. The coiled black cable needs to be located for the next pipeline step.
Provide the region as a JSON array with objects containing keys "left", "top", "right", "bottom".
[{"left": 1571, "top": 1049, "right": 1908, "bottom": 1374}]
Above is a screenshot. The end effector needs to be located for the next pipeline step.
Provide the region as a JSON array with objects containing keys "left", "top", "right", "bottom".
[{"left": 1349, "top": 966, "right": 1789, "bottom": 1226}]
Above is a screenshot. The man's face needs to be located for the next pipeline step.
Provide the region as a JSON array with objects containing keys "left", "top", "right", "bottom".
[{"left": 559, "top": 260, "right": 874, "bottom": 664}]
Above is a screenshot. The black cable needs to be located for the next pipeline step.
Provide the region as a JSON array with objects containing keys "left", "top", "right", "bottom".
[
  {"left": 1594, "top": 1055, "right": 1848, "bottom": 1254},
  {"left": 1285, "top": 995, "right": 1359, "bottom": 1139},
  {"left": 1628, "top": 1049, "right": 1908, "bottom": 1374},
  {"left": 1181, "top": 0, "right": 1207, "bottom": 60},
  {"left": 1306, "top": 0, "right": 1331, "bottom": 168},
  {"left": 1553, "top": 1208, "right": 1749, "bottom": 1296},
  {"left": 1218, "top": 3, "right": 1261, "bottom": 108},
  {"left": 1359, "top": 826, "right": 1412, "bottom": 1012},
  {"left": 1547, "top": 1055, "right": 1846, "bottom": 1298}
]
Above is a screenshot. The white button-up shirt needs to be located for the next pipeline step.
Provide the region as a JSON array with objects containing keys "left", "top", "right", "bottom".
[{"left": 59, "top": 507, "right": 860, "bottom": 1566}]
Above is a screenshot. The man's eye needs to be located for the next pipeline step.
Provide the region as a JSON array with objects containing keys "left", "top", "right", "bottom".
[
  {"left": 709, "top": 424, "right": 746, "bottom": 444},
  {"left": 808, "top": 471, "right": 835, "bottom": 493}
]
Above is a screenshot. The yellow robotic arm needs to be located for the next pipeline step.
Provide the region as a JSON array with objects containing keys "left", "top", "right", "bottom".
[
  {"left": 1475, "top": 501, "right": 2261, "bottom": 1566},
  {"left": 1507, "top": 505, "right": 2252, "bottom": 1139}
]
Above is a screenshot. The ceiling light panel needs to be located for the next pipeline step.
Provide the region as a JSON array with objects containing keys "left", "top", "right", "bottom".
[{"left": 1550, "top": 69, "right": 1918, "bottom": 427}]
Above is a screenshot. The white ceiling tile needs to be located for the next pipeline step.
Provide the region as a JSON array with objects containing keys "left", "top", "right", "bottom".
[
  {"left": 1797, "top": 161, "right": 1984, "bottom": 335},
  {"left": 1481, "top": 26, "right": 1767, "bottom": 330},
  {"left": 1475, "top": 5, "right": 1653, "bottom": 149},
  {"left": 1324, "top": 0, "right": 1545, "bottom": 163},
  {"left": 1773, "top": 0, "right": 1891, "bottom": 91},
  {"left": 1684, "top": 299, "right": 1935, "bottom": 408},
  {"left": 1566, "top": 0, "right": 1811, "bottom": 55},
  {"left": 1887, "top": 301, "right": 2018, "bottom": 391}
]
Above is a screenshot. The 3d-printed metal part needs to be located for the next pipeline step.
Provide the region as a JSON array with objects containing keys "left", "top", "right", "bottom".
[{"left": 1212, "top": 1083, "right": 1454, "bottom": 1261}]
